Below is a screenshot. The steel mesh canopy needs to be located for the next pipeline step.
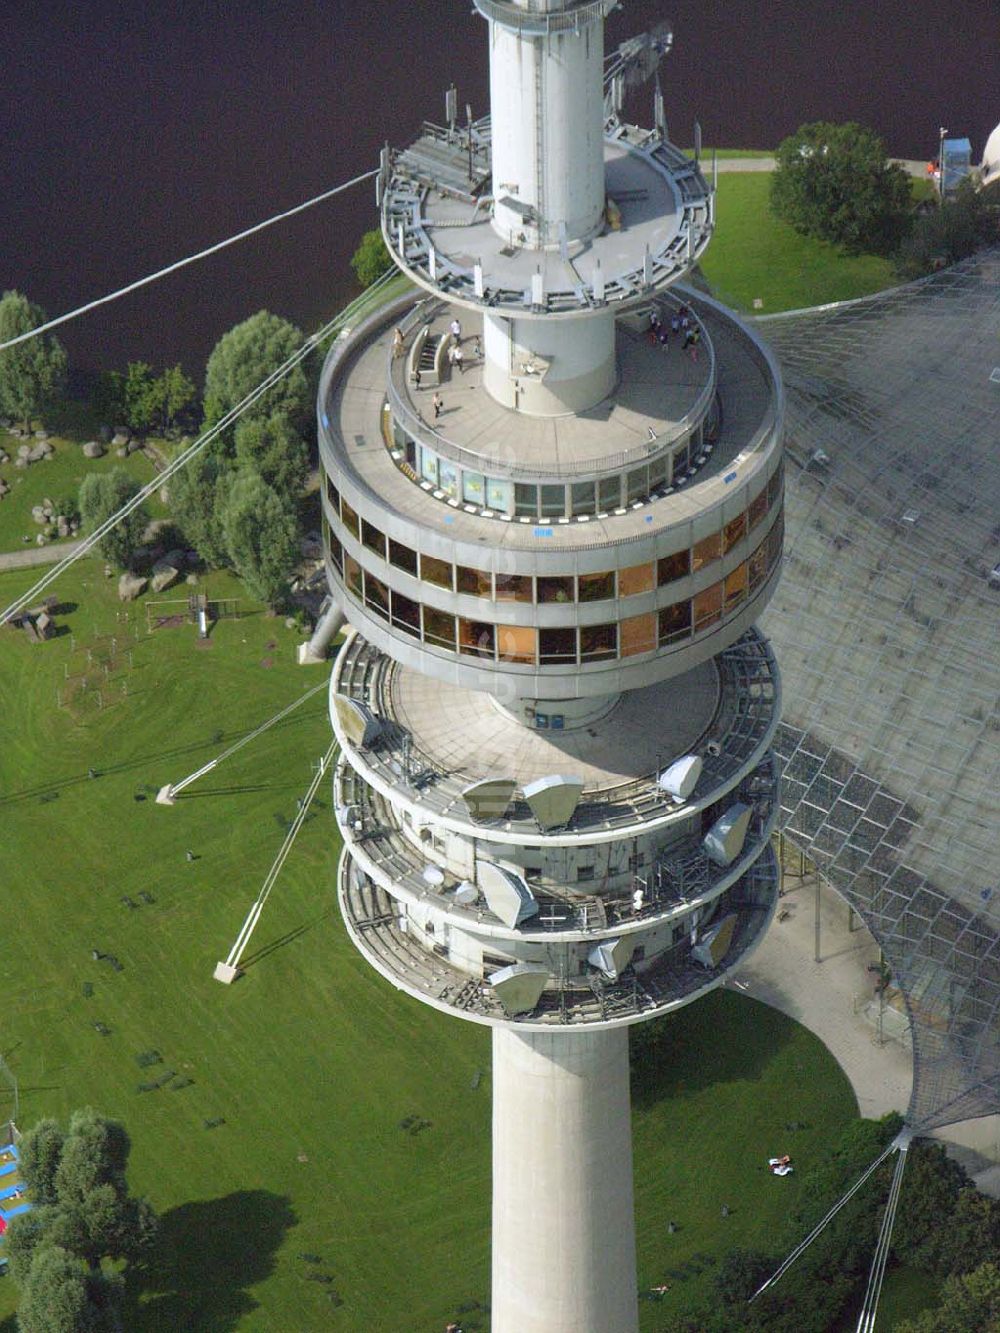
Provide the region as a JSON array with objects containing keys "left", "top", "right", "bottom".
[{"left": 755, "top": 251, "right": 1000, "bottom": 1131}]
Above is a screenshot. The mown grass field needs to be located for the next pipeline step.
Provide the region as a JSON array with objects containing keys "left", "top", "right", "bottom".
[
  {"left": 0, "top": 560, "right": 859, "bottom": 1331},
  {"left": 701, "top": 172, "right": 899, "bottom": 313}
]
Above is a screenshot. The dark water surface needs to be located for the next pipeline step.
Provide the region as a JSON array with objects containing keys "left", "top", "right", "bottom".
[{"left": 2, "top": 0, "right": 994, "bottom": 376}]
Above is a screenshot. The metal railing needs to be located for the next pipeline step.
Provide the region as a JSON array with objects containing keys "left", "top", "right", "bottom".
[
  {"left": 386, "top": 298, "right": 717, "bottom": 481},
  {"left": 472, "top": 0, "right": 615, "bottom": 34}
]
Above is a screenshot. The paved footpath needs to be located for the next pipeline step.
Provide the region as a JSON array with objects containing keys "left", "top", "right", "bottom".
[
  {"left": 715, "top": 155, "right": 928, "bottom": 177},
  {"left": 0, "top": 540, "right": 85, "bottom": 573},
  {"left": 734, "top": 871, "right": 1000, "bottom": 1195}
]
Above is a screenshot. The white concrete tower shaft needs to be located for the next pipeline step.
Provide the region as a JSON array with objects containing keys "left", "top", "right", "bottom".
[
  {"left": 491, "top": 1027, "right": 638, "bottom": 1333},
  {"left": 482, "top": 0, "right": 615, "bottom": 416}
]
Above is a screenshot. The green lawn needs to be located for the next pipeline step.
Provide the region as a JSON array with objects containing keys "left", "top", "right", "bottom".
[
  {"left": 0, "top": 427, "right": 165, "bottom": 556},
  {"left": 0, "top": 559, "right": 859, "bottom": 1330},
  {"left": 701, "top": 172, "right": 899, "bottom": 313}
]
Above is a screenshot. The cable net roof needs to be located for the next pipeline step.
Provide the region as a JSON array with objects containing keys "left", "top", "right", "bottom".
[{"left": 756, "top": 251, "right": 1000, "bottom": 1131}]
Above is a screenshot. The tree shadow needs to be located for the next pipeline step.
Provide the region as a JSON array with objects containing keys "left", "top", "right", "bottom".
[{"left": 125, "top": 1190, "right": 296, "bottom": 1332}]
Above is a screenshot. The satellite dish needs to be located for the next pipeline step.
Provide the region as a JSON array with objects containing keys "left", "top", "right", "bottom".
[
  {"left": 658, "top": 754, "right": 703, "bottom": 803},
  {"left": 522, "top": 774, "right": 585, "bottom": 831},
  {"left": 702, "top": 803, "right": 753, "bottom": 867}
]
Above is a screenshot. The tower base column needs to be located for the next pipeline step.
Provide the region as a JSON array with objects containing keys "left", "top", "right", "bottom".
[{"left": 491, "top": 1026, "right": 638, "bottom": 1333}]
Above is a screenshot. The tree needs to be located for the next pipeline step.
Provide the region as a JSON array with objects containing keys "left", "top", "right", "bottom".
[
  {"left": 714, "top": 1248, "right": 774, "bottom": 1305},
  {"left": 896, "top": 179, "right": 996, "bottom": 279},
  {"left": 158, "top": 363, "right": 197, "bottom": 431},
  {"left": 202, "top": 311, "right": 312, "bottom": 444},
  {"left": 220, "top": 469, "right": 300, "bottom": 609},
  {"left": 233, "top": 412, "right": 309, "bottom": 506},
  {"left": 919, "top": 1188, "right": 1000, "bottom": 1278},
  {"left": 167, "top": 450, "right": 232, "bottom": 568},
  {"left": 123, "top": 362, "right": 161, "bottom": 435},
  {"left": 350, "top": 227, "right": 392, "bottom": 288},
  {"left": 0, "top": 290, "right": 67, "bottom": 432},
  {"left": 19, "top": 1119, "right": 65, "bottom": 1207},
  {"left": 895, "top": 1261, "right": 1000, "bottom": 1333},
  {"left": 15, "top": 1245, "right": 111, "bottom": 1333},
  {"left": 770, "top": 122, "right": 912, "bottom": 254},
  {"left": 892, "top": 1139, "right": 969, "bottom": 1265},
  {"left": 78, "top": 468, "right": 148, "bottom": 571}
]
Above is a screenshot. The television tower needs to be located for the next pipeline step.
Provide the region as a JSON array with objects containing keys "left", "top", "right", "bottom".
[{"left": 316, "top": 3, "right": 784, "bottom": 1328}]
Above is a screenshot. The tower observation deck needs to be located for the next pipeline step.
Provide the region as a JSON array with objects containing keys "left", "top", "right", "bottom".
[{"left": 317, "top": 3, "right": 784, "bottom": 1328}]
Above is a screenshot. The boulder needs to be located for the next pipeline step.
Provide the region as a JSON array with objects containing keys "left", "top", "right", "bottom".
[
  {"left": 35, "top": 533, "right": 46, "bottom": 545},
  {"left": 82, "top": 440, "right": 105, "bottom": 459},
  {"left": 151, "top": 558, "right": 180, "bottom": 593},
  {"left": 111, "top": 431, "right": 130, "bottom": 447},
  {"left": 31, "top": 506, "right": 47, "bottom": 524},
  {"left": 118, "top": 571, "right": 148, "bottom": 602},
  {"left": 17, "top": 444, "right": 31, "bottom": 458},
  {"left": 115, "top": 446, "right": 128, "bottom": 458},
  {"left": 33, "top": 429, "right": 49, "bottom": 440},
  {"left": 14, "top": 457, "right": 27, "bottom": 469}
]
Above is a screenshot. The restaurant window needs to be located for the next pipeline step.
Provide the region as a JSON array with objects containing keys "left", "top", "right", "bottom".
[
  {"left": 326, "top": 476, "right": 341, "bottom": 514},
  {"left": 580, "top": 622, "right": 617, "bottom": 661},
  {"left": 539, "top": 627, "right": 577, "bottom": 665},
  {"left": 578, "top": 570, "right": 614, "bottom": 602},
  {"left": 657, "top": 548, "right": 690, "bottom": 585},
  {"left": 748, "top": 541, "right": 767, "bottom": 592},
  {"left": 341, "top": 498, "right": 360, "bottom": 540},
  {"left": 619, "top": 562, "right": 655, "bottom": 597},
  {"left": 458, "top": 618, "right": 495, "bottom": 659},
  {"left": 570, "top": 481, "right": 596, "bottom": 516},
  {"left": 691, "top": 530, "right": 721, "bottom": 572},
  {"left": 723, "top": 513, "right": 746, "bottom": 554},
  {"left": 626, "top": 467, "right": 648, "bottom": 502},
  {"left": 598, "top": 476, "right": 620, "bottom": 511},
  {"left": 344, "top": 554, "right": 362, "bottom": 598},
  {"left": 515, "top": 484, "right": 538, "bottom": 519},
  {"left": 497, "top": 624, "right": 536, "bottom": 665},
  {"left": 620, "top": 613, "right": 656, "bottom": 657},
  {"left": 421, "top": 554, "right": 453, "bottom": 590},
  {"left": 389, "top": 539, "right": 418, "bottom": 576},
  {"left": 361, "top": 518, "right": 386, "bottom": 559},
  {"left": 364, "top": 572, "right": 390, "bottom": 620},
  {"left": 748, "top": 488, "right": 768, "bottom": 531},
  {"left": 540, "top": 485, "right": 565, "bottom": 519},
  {"left": 495, "top": 573, "right": 533, "bottom": 603},
  {"left": 724, "top": 562, "right": 748, "bottom": 613},
  {"left": 658, "top": 600, "right": 691, "bottom": 645},
  {"left": 328, "top": 532, "right": 343, "bottom": 574},
  {"left": 456, "top": 565, "right": 492, "bottom": 597},
  {"left": 423, "top": 606, "right": 456, "bottom": 650},
  {"left": 693, "top": 581, "right": 723, "bottom": 630},
  {"left": 537, "top": 575, "right": 573, "bottom": 604},
  {"left": 391, "top": 591, "right": 421, "bottom": 637}
]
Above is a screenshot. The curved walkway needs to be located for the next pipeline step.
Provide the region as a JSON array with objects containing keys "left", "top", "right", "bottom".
[
  {"left": 0, "top": 540, "right": 85, "bottom": 573},
  {"left": 734, "top": 870, "right": 1000, "bottom": 1196}
]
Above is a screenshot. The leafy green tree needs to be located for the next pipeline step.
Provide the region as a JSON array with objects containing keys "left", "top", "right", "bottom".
[
  {"left": 15, "top": 1245, "right": 111, "bottom": 1333},
  {"left": 220, "top": 469, "right": 300, "bottom": 609},
  {"left": 896, "top": 178, "right": 996, "bottom": 279},
  {"left": 916, "top": 1187, "right": 1000, "bottom": 1279},
  {"left": 158, "top": 363, "right": 197, "bottom": 431},
  {"left": 892, "top": 1140, "right": 969, "bottom": 1265},
  {"left": 19, "top": 1119, "right": 65, "bottom": 1207},
  {"left": 203, "top": 311, "right": 311, "bottom": 444},
  {"left": 0, "top": 290, "right": 68, "bottom": 432},
  {"left": 78, "top": 468, "right": 149, "bottom": 571},
  {"left": 350, "top": 227, "right": 392, "bottom": 288},
  {"left": 123, "top": 362, "right": 161, "bottom": 435},
  {"left": 167, "top": 450, "right": 232, "bottom": 568},
  {"left": 895, "top": 1260, "right": 1000, "bottom": 1333},
  {"left": 6, "top": 1210, "right": 54, "bottom": 1284},
  {"left": 770, "top": 122, "right": 912, "bottom": 254},
  {"left": 233, "top": 412, "right": 309, "bottom": 506},
  {"left": 714, "top": 1248, "right": 774, "bottom": 1305}
]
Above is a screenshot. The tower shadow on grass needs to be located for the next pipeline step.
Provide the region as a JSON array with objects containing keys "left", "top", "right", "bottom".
[
  {"left": 630, "top": 990, "right": 798, "bottom": 1106},
  {"left": 126, "top": 1190, "right": 296, "bottom": 1332}
]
